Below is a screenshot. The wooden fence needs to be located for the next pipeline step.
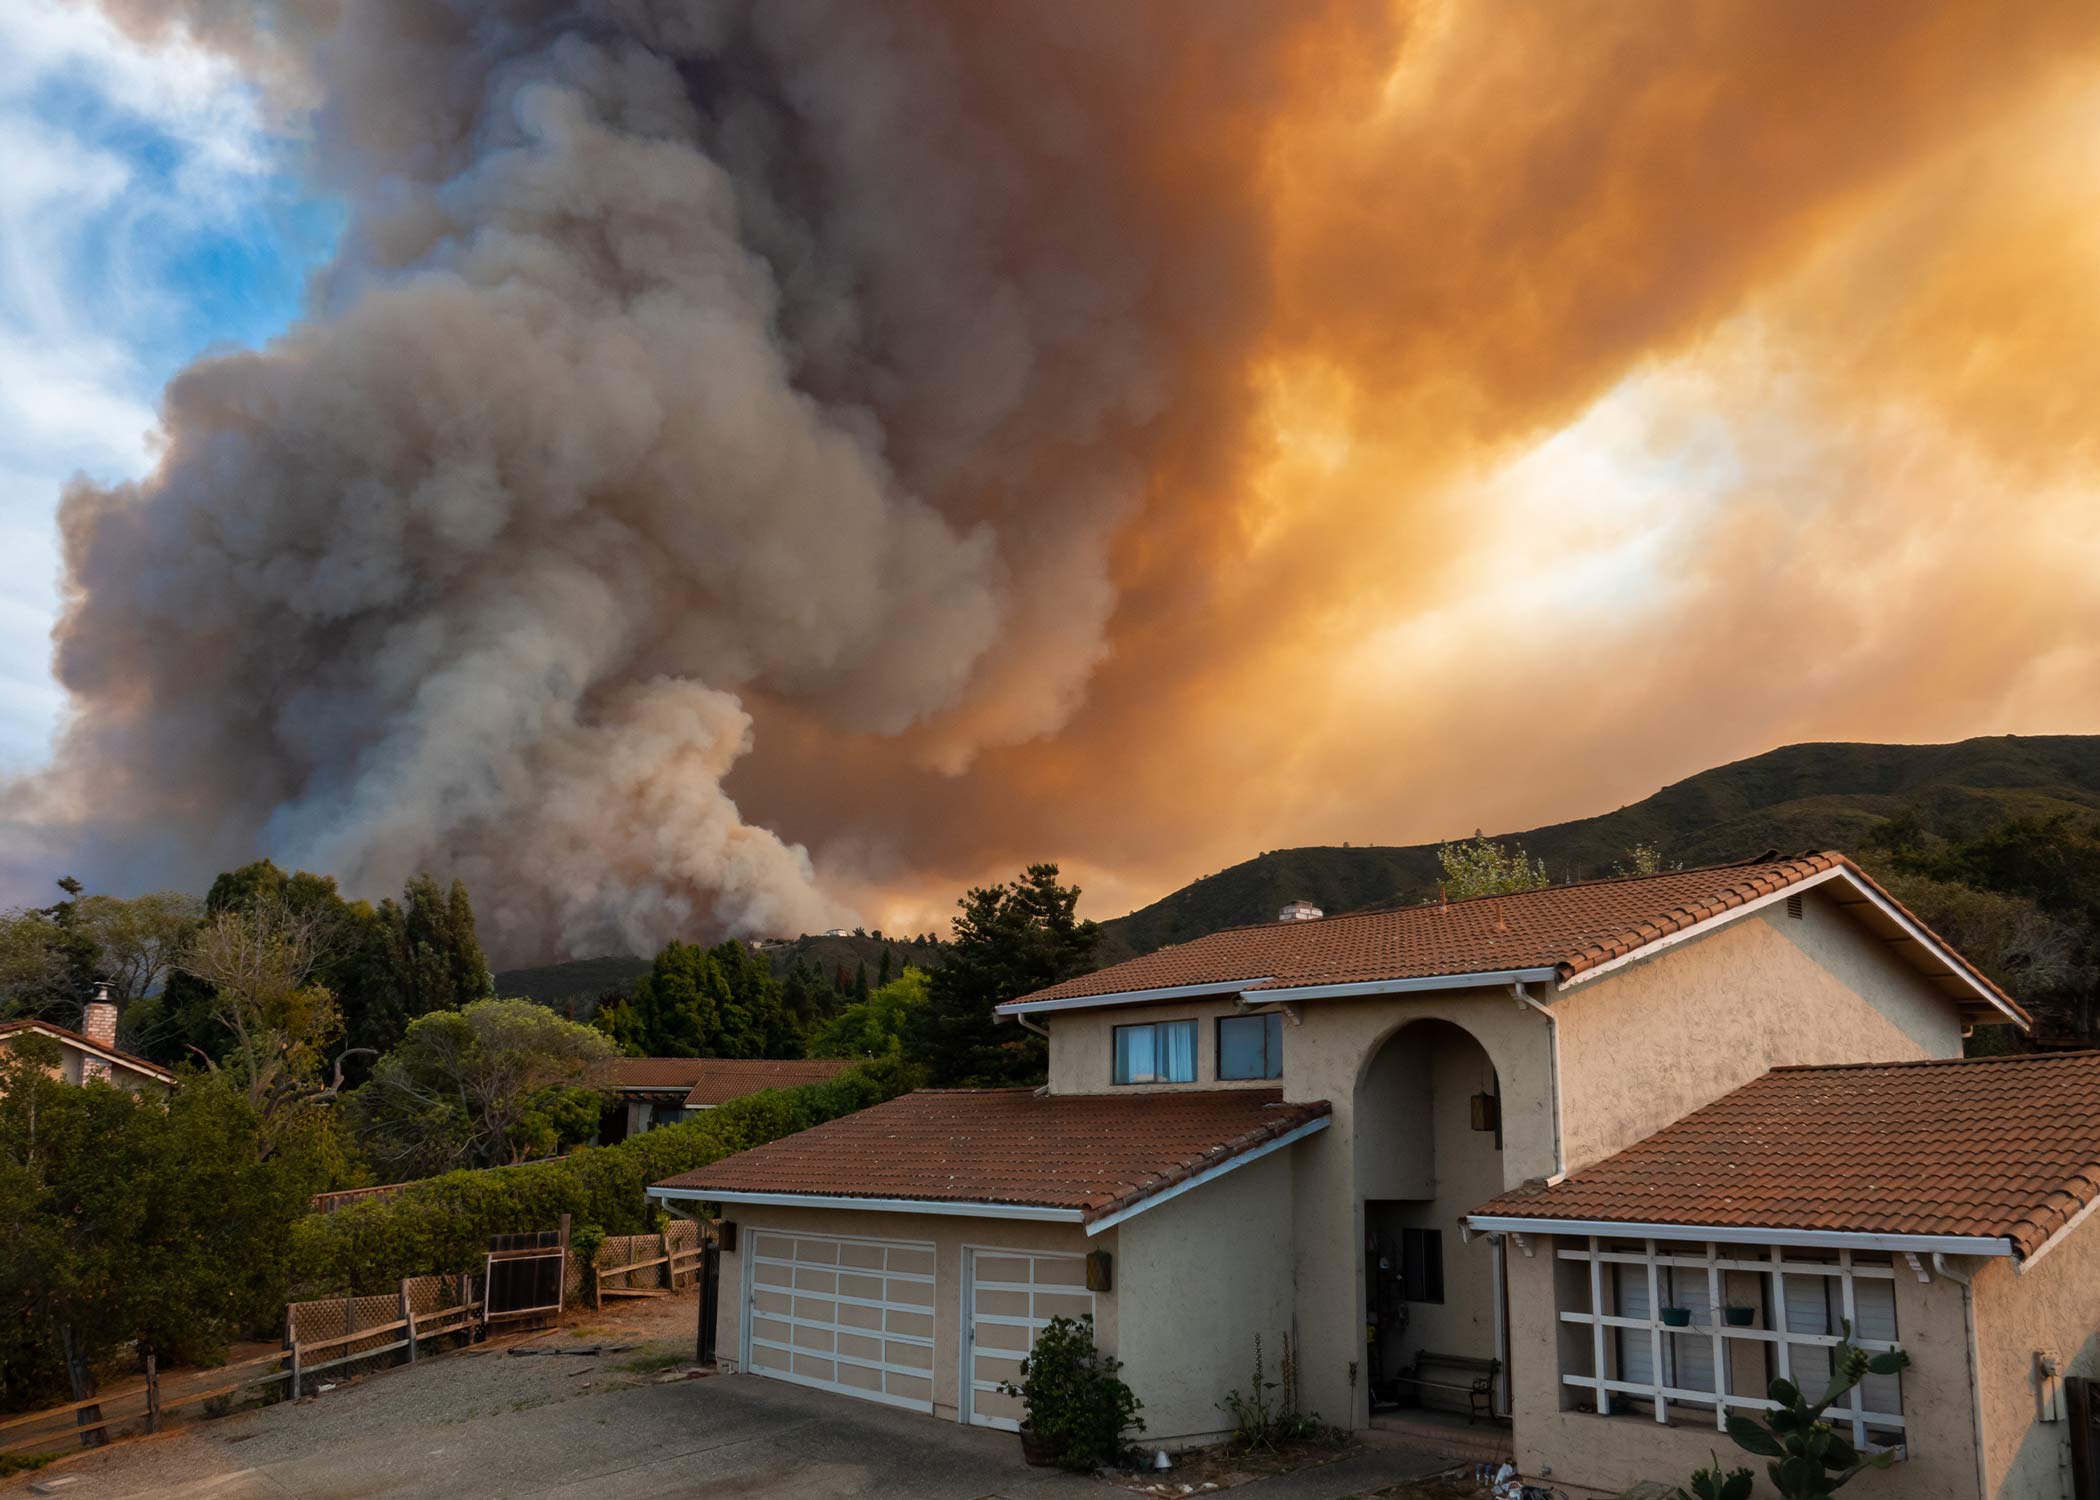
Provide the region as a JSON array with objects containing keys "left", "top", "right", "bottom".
[
  {"left": 308, "top": 1181, "right": 412, "bottom": 1214},
  {"left": 0, "top": 1348, "right": 294, "bottom": 1458},
  {"left": 579, "top": 1219, "right": 709, "bottom": 1310},
  {"left": 0, "top": 1225, "right": 716, "bottom": 1460}
]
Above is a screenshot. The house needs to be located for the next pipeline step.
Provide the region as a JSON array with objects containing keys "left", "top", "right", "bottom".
[
  {"left": 648, "top": 853, "right": 2098, "bottom": 1496},
  {"left": 600, "top": 1056, "right": 854, "bottom": 1142},
  {"left": 1467, "top": 1051, "right": 2100, "bottom": 1499},
  {"left": 0, "top": 988, "right": 174, "bottom": 1096}
]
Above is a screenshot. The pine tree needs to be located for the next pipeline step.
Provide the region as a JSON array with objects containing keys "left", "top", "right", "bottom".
[{"left": 906, "top": 864, "right": 1099, "bottom": 1086}]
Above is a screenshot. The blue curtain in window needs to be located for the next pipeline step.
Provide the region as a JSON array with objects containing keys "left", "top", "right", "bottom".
[
  {"left": 1115, "top": 1025, "right": 1153, "bottom": 1083},
  {"left": 1158, "top": 1020, "right": 1197, "bottom": 1082}
]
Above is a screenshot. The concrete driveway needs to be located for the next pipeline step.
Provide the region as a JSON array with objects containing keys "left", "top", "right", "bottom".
[{"left": 9, "top": 1357, "right": 1098, "bottom": 1500}]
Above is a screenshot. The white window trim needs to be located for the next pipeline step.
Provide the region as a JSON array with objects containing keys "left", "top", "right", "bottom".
[
  {"left": 1466, "top": 1215, "right": 2014, "bottom": 1257},
  {"left": 1556, "top": 1236, "right": 1908, "bottom": 1453}
]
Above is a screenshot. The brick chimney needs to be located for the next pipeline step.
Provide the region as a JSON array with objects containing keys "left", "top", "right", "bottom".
[{"left": 82, "top": 981, "right": 116, "bottom": 1082}]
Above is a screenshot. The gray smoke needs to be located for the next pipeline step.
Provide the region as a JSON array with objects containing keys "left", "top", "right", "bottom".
[{"left": 11, "top": 0, "right": 1328, "bottom": 959}]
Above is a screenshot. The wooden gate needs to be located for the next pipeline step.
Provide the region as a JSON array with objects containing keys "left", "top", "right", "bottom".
[{"left": 485, "top": 1217, "right": 568, "bottom": 1329}]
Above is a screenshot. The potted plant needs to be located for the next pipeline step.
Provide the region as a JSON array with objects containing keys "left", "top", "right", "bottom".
[
  {"left": 996, "top": 1314, "right": 1144, "bottom": 1472},
  {"left": 1723, "top": 1305, "right": 1756, "bottom": 1327},
  {"left": 1661, "top": 1306, "right": 1694, "bottom": 1327}
]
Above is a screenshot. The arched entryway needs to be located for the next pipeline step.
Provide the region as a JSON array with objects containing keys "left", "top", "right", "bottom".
[{"left": 1355, "top": 1017, "right": 1505, "bottom": 1413}]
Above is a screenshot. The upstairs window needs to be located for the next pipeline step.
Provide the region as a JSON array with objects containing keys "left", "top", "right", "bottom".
[
  {"left": 1217, "top": 1012, "right": 1284, "bottom": 1080},
  {"left": 1113, "top": 1019, "right": 1197, "bottom": 1084}
]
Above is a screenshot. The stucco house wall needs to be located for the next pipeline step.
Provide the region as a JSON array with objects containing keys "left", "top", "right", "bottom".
[
  {"left": 1554, "top": 890, "right": 1964, "bottom": 1173},
  {"left": 1116, "top": 1144, "right": 1299, "bottom": 1445},
  {"left": 712, "top": 1205, "right": 1115, "bottom": 1426},
  {"left": 1972, "top": 1225, "right": 2100, "bottom": 1498},
  {"left": 1281, "top": 991, "right": 1556, "bottom": 1429},
  {"left": 1504, "top": 1237, "right": 1984, "bottom": 1498}
]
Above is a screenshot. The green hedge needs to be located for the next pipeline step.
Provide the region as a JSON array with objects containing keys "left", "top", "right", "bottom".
[{"left": 287, "top": 1060, "right": 915, "bottom": 1294}]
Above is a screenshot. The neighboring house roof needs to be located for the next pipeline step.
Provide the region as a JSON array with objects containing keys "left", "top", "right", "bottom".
[
  {"left": 1000, "top": 851, "right": 2026, "bottom": 1028},
  {"left": 650, "top": 1087, "right": 1331, "bottom": 1232},
  {"left": 680, "top": 1058, "right": 854, "bottom": 1108},
  {"left": 1467, "top": 1052, "right": 2100, "bottom": 1261},
  {"left": 0, "top": 1018, "right": 177, "bottom": 1085},
  {"left": 608, "top": 1057, "right": 711, "bottom": 1090},
  {"left": 606, "top": 1055, "right": 854, "bottom": 1107}
]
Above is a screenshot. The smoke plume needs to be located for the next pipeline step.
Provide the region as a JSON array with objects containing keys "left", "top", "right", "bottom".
[{"left": 13, "top": 1, "right": 2100, "bottom": 955}]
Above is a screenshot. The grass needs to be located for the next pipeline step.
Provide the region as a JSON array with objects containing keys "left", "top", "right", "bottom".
[
  {"left": 0, "top": 1453, "right": 60, "bottom": 1476},
  {"left": 619, "top": 1351, "right": 689, "bottom": 1375}
]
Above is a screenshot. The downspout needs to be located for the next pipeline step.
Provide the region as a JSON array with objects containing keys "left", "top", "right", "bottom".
[
  {"left": 1934, "top": 1253, "right": 1991, "bottom": 1500},
  {"left": 1489, "top": 1233, "right": 1511, "bottom": 1418},
  {"left": 1510, "top": 983, "right": 1566, "bottom": 1184}
]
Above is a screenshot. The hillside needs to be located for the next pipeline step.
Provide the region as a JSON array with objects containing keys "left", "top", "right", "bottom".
[{"left": 1093, "top": 735, "right": 2100, "bottom": 961}]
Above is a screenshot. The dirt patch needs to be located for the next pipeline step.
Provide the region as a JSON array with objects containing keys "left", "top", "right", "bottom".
[{"left": 1104, "top": 1434, "right": 1359, "bottom": 1492}]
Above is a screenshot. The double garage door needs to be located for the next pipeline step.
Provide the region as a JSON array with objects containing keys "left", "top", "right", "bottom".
[{"left": 742, "top": 1232, "right": 1093, "bottom": 1426}]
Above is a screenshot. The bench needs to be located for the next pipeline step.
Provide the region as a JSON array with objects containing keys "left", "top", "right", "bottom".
[{"left": 1389, "top": 1349, "right": 1499, "bottom": 1423}]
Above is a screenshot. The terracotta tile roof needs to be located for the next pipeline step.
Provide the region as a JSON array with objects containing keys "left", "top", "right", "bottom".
[
  {"left": 0, "top": 1018, "right": 177, "bottom": 1083},
  {"left": 653, "top": 1087, "right": 1330, "bottom": 1224},
  {"left": 607, "top": 1056, "right": 856, "bottom": 1107},
  {"left": 1006, "top": 851, "right": 2025, "bottom": 1027},
  {"left": 680, "top": 1058, "right": 854, "bottom": 1108},
  {"left": 608, "top": 1057, "right": 711, "bottom": 1090},
  {"left": 1469, "top": 1052, "right": 2100, "bottom": 1257}
]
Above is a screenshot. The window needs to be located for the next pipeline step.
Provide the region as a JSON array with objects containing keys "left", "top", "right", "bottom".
[
  {"left": 1217, "top": 1012, "right": 1284, "bottom": 1080},
  {"left": 1112, "top": 1020, "right": 1196, "bottom": 1084},
  {"left": 1557, "top": 1238, "right": 1904, "bottom": 1450},
  {"left": 1400, "top": 1228, "right": 1443, "bottom": 1303}
]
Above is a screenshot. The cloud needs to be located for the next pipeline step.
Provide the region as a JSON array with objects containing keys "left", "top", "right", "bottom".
[{"left": 12, "top": 0, "right": 2100, "bottom": 954}]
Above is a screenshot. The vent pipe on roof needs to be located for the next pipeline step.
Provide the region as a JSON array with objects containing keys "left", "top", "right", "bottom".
[{"left": 1277, "top": 900, "right": 1323, "bottom": 922}]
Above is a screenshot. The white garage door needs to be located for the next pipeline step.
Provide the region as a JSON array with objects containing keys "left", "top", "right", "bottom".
[
  {"left": 963, "top": 1248, "right": 1096, "bottom": 1429},
  {"left": 745, "top": 1230, "right": 936, "bottom": 1412}
]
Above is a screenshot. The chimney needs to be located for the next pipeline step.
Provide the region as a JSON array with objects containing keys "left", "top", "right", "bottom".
[
  {"left": 1277, "top": 900, "right": 1324, "bottom": 923},
  {"left": 82, "top": 981, "right": 116, "bottom": 1082}
]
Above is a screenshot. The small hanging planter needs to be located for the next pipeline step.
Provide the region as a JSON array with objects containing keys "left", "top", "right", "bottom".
[
  {"left": 1723, "top": 1306, "right": 1756, "bottom": 1327},
  {"left": 1659, "top": 1307, "right": 1693, "bottom": 1327}
]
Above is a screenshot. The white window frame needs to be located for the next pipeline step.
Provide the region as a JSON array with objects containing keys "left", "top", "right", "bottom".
[
  {"left": 1111, "top": 1018, "right": 1197, "bottom": 1085},
  {"left": 1556, "top": 1236, "right": 1906, "bottom": 1454}
]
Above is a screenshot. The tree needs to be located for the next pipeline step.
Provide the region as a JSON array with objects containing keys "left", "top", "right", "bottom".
[
  {"left": 809, "top": 968, "right": 930, "bottom": 1059},
  {"left": 0, "top": 1039, "right": 334, "bottom": 1419},
  {"left": 174, "top": 897, "right": 361, "bottom": 1151},
  {"left": 618, "top": 940, "right": 804, "bottom": 1059},
  {"left": 1612, "top": 843, "right": 1676, "bottom": 878},
  {"left": 346, "top": 999, "right": 615, "bottom": 1176},
  {"left": 355, "top": 875, "right": 495, "bottom": 1058},
  {"left": 1434, "top": 833, "right": 1549, "bottom": 899},
  {"left": 853, "top": 960, "right": 871, "bottom": 1004},
  {"left": 877, "top": 947, "right": 893, "bottom": 987},
  {"left": 907, "top": 864, "right": 1099, "bottom": 1086},
  {"left": 781, "top": 957, "right": 829, "bottom": 1023}
]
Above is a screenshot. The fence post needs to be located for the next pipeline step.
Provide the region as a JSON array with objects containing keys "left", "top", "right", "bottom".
[
  {"left": 400, "top": 1279, "right": 417, "bottom": 1364},
  {"left": 287, "top": 1307, "right": 302, "bottom": 1400},
  {"left": 661, "top": 1226, "right": 674, "bottom": 1293},
  {"left": 145, "top": 1354, "right": 160, "bottom": 1433}
]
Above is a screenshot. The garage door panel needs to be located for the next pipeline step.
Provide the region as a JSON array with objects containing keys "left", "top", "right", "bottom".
[
  {"left": 1034, "top": 1291, "right": 1093, "bottom": 1321},
  {"left": 965, "top": 1249, "right": 1097, "bottom": 1431},
  {"left": 744, "top": 1232, "right": 936, "bottom": 1415},
  {"left": 886, "top": 1309, "right": 933, "bottom": 1339}
]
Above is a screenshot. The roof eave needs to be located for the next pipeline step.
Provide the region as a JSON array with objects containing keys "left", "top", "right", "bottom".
[
  {"left": 1554, "top": 862, "right": 2031, "bottom": 1032},
  {"left": 643, "top": 1187, "right": 1086, "bottom": 1224},
  {"left": 1462, "top": 1213, "right": 2018, "bottom": 1258}
]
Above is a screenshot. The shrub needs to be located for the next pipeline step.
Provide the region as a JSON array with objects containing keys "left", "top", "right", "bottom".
[
  {"left": 1217, "top": 1333, "right": 1323, "bottom": 1451},
  {"left": 285, "top": 1058, "right": 916, "bottom": 1292},
  {"left": 1674, "top": 1323, "right": 1911, "bottom": 1500},
  {"left": 996, "top": 1314, "right": 1143, "bottom": 1472}
]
